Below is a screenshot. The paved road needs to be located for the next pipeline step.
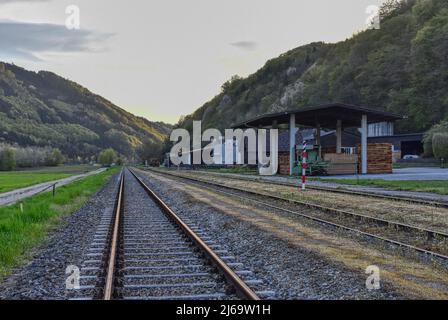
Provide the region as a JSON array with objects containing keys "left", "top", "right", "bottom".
[
  {"left": 0, "top": 168, "right": 106, "bottom": 206},
  {"left": 318, "top": 167, "right": 448, "bottom": 181}
]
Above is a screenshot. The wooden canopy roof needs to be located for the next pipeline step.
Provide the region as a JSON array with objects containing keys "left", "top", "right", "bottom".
[{"left": 232, "top": 103, "right": 404, "bottom": 130}]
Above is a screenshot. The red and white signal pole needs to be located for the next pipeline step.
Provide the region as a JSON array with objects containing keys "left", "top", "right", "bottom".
[{"left": 301, "top": 140, "right": 308, "bottom": 191}]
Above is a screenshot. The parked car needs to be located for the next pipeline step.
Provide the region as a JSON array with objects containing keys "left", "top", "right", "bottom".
[{"left": 403, "top": 155, "right": 420, "bottom": 160}]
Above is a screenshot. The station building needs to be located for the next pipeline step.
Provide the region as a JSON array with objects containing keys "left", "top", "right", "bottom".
[{"left": 232, "top": 103, "right": 405, "bottom": 176}]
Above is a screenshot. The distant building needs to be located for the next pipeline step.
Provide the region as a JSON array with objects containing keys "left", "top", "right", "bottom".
[
  {"left": 368, "top": 133, "right": 424, "bottom": 160},
  {"left": 368, "top": 122, "right": 395, "bottom": 137},
  {"left": 232, "top": 103, "right": 404, "bottom": 175}
]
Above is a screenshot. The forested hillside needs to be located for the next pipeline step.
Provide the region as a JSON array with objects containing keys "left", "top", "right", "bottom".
[
  {"left": 0, "top": 62, "right": 171, "bottom": 159},
  {"left": 178, "top": 0, "right": 448, "bottom": 134}
]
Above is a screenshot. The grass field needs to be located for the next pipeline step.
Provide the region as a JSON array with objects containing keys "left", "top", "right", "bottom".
[
  {"left": 323, "top": 179, "right": 448, "bottom": 195},
  {"left": 0, "top": 165, "right": 99, "bottom": 193},
  {"left": 14, "top": 164, "right": 99, "bottom": 174},
  {"left": 0, "top": 167, "right": 119, "bottom": 277}
]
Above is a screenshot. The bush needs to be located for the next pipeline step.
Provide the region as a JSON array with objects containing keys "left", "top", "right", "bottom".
[
  {"left": 423, "top": 120, "right": 448, "bottom": 157},
  {"left": 98, "top": 148, "right": 117, "bottom": 167},
  {"left": 45, "top": 148, "right": 64, "bottom": 166},
  {"left": 432, "top": 133, "right": 448, "bottom": 160},
  {"left": 0, "top": 148, "right": 16, "bottom": 171}
]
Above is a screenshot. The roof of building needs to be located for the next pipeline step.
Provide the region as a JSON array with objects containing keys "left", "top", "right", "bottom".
[{"left": 232, "top": 103, "right": 404, "bottom": 129}]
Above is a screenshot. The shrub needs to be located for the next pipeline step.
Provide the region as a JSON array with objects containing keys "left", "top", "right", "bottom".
[
  {"left": 423, "top": 120, "right": 448, "bottom": 157},
  {"left": 45, "top": 148, "right": 64, "bottom": 166},
  {"left": 98, "top": 148, "right": 117, "bottom": 167},
  {"left": 432, "top": 133, "right": 448, "bottom": 160},
  {"left": 0, "top": 148, "right": 16, "bottom": 171}
]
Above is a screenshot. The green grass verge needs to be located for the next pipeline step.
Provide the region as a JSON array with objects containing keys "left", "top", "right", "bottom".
[
  {"left": 0, "top": 166, "right": 119, "bottom": 277},
  {"left": 0, "top": 165, "right": 99, "bottom": 193},
  {"left": 322, "top": 179, "right": 448, "bottom": 195}
]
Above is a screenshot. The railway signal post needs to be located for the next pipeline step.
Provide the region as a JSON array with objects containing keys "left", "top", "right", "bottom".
[{"left": 301, "top": 140, "right": 307, "bottom": 191}]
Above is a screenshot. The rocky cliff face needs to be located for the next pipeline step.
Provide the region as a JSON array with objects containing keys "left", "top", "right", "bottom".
[{"left": 178, "top": 0, "right": 448, "bottom": 134}]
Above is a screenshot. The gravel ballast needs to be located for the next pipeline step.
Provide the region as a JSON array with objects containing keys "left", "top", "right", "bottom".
[
  {"left": 136, "top": 169, "right": 403, "bottom": 300},
  {"left": 2, "top": 166, "right": 434, "bottom": 299}
]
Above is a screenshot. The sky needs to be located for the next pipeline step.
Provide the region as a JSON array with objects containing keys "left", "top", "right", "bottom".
[{"left": 0, "top": 0, "right": 388, "bottom": 124}]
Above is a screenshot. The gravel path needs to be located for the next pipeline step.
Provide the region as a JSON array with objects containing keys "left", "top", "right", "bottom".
[
  {"left": 136, "top": 169, "right": 403, "bottom": 300},
  {"left": 0, "top": 172, "right": 120, "bottom": 300},
  {"left": 0, "top": 168, "right": 107, "bottom": 207}
]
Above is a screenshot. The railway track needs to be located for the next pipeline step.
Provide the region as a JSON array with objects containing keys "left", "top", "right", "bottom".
[
  {"left": 161, "top": 168, "right": 448, "bottom": 208},
  {"left": 143, "top": 168, "right": 448, "bottom": 265},
  {"left": 70, "top": 168, "right": 270, "bottom": 300}
]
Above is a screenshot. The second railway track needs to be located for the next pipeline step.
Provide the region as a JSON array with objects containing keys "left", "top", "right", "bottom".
[
  {"left": 71, "top": 168, "right": 271, "bottom": 300},
  {"left": 143, "top": 168, "right": 448, "bottom": 265},
  {"left": 166, "top": 169, "right": 448, "bottom": 208}
]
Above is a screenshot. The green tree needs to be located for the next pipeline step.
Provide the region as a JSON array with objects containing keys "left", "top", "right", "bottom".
[
  {"left": 137, "top": 140, "right": 163, "bottom": 163},
  {"left": 380, "top": 0, "right": 415, "bottom": 20},
  {"left": 0, "top": 148, "right": 16, "bottom": 171},
  {"left": 98, "top": 148, "right": 117, "bottom": 167},
  {"left": 46, "top": 148, "right": 64, "bottom": 166},
  {"left": 432, "top": 133, "right": 448, "bottom": 161},
  {"left": 221, "top": 75, "right": 242, "bottom": 93}
]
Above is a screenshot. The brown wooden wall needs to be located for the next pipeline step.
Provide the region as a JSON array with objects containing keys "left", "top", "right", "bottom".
[
  {"left": 356, "top": 143, "right": 393, "bottom": 174},
  {"left": 323, "top": 153, "right": 358, "bottom": 175},
  {"left": 278, "top": 152, "right": 290, "bottom": 175},
  {"left": 278, "top": 143, "right": 392, "bottom": 175}
]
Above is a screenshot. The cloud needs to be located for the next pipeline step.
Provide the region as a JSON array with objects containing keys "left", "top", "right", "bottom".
[
  {"left": 0, "top": 21, "right": 113, "bottom": 61},
  {"left": 0, "top": 0, "right": 49, "bottom": 3},
  {"left": 230, "top": 41, "right": 258, "bottom": 51}
]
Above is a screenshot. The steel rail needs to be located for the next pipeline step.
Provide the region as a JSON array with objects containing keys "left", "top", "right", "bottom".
[
  {"left": 146, "top": 168, "right": 448, "bottom": 262},
  {"left": 149, "top": 169, "right": 448, "bottom": 240},
  {"left": 103, "top": 170, "right": 125, "bottom": 300},
  {"left": 165, "top": 168, "right": 448, "bottom": 209},
  {"left": 304, "top": 184, "right": 448, "bottom": 208},
  {"left": 128, "top": 168, "right": 260, "bottom": 300}
]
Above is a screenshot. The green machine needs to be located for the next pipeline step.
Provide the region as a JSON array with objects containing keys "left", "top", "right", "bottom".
[{"left": 293, "top": 144, "right": 329, "bottom": 176}]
